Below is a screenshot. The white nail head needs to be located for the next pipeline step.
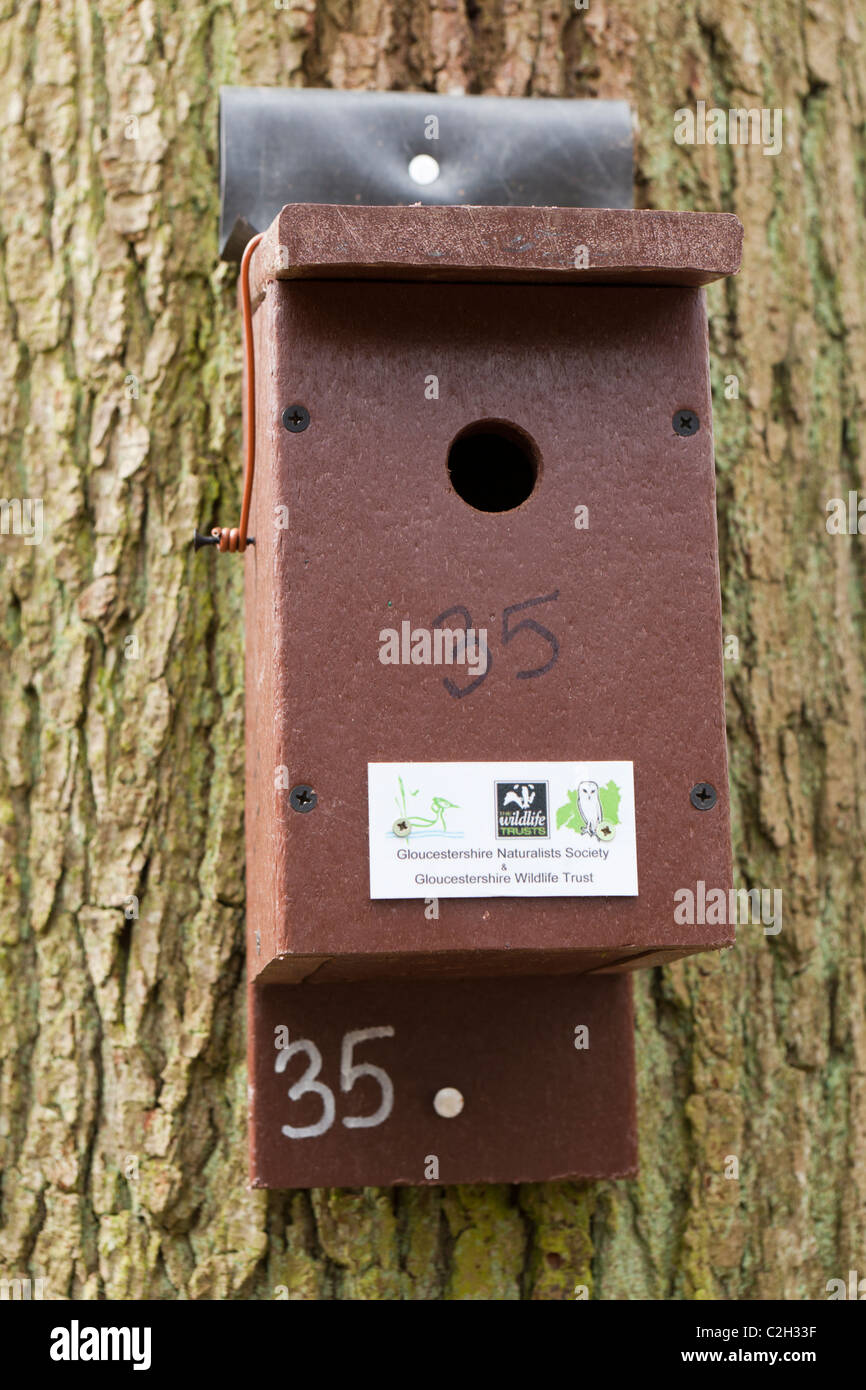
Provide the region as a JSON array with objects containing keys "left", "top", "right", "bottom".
[
  {"left": 408, "top": 154, "right": 440, "bottom": 186},
  {"left": 433, "top": 1086, "right": 464, "bottom": 1118}
]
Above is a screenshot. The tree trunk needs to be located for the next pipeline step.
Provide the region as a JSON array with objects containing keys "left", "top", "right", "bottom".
[{"left": 1, "top": 0, "right": 864, "bottom": 1301}]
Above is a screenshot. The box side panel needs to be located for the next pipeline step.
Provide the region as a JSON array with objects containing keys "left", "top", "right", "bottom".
[{"left": 245, "top": 287, "right": 291, "bottom": 983}]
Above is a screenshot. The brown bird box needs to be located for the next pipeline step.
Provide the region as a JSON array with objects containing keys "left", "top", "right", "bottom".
[
  {"left": 235, "top": 200, "right": 741, "bottom": 1189},
  {"left": 244, "top": 204, "right": 742, "bottom": 987}
]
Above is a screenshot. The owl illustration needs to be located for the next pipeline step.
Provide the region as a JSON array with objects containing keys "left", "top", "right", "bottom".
[{"left": 577, "top": 780, "right": 603, "bottom": 837}]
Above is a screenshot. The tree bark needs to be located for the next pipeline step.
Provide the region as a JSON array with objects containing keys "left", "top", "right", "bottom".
[{"left": 1, "top": 0, "right": 864, "bottom": 1300}]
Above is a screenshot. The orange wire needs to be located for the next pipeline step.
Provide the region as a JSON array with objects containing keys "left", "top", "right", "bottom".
[{"left": 212, "top": 231, "right": 264, "bottom": 553}]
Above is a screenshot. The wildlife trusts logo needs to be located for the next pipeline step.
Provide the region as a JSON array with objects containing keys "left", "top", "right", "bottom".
[{"left": 495, "top": 782, "right": 549, "bottom": 838}]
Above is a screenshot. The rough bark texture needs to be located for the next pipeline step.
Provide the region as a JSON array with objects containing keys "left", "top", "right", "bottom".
[{"left": 1, "top": 0, "right": 864, "bottom": 1300}]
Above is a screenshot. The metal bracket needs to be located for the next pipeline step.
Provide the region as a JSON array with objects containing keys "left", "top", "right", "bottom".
[{"left": 219, "top": 87, "right": 634, "bottom": 259}]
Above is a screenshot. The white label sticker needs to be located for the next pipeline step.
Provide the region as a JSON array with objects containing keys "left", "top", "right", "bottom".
[{"left": 368, "top": 761, "right": 638, "bottom": 899}]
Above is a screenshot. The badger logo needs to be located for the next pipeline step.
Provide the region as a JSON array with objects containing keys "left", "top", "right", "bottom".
[{"left": 495, "top": 781, "right": 549, "bottom": 838}]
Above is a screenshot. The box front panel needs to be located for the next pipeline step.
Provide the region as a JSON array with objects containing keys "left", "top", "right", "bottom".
[{"left": 256, "top": 280, "right": 731, "bottom": 975}]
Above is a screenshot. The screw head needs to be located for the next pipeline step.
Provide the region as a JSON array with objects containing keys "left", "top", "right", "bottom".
[
  {"left": 392, "top": 818, "right": 411, "bottom": 838},
  {"left": 289, "top": 784, "right": 317, "bottom": 813},
  {"left": 282, "top": 405, "right": 310, "bottom": 432},
  {"left": 433, "top": 1087, "right": 464, "bottom": 1118},
  {"left": 690, "top": 783, "right": 718, "bottom": 811},
  {"left": 673, "top": 409, "right": 700, "bottom": 436}
]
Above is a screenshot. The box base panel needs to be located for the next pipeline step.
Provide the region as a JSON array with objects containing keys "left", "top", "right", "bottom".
[{"left": 250, "top": 973, "right": 637, "bottom": 1188}]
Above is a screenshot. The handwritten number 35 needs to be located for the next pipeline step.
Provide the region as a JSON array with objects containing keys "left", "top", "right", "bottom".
[
  {"left": 431, "top": 591, "right": 560, "bottom": 699},
  {"left": 275, "top": 1027, "right": 395, "bottom": 1140}
]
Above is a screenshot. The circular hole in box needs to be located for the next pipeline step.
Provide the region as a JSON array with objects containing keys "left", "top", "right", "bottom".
[{"left": 447, "top": 420, "right": 540, "bottom": 513}]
